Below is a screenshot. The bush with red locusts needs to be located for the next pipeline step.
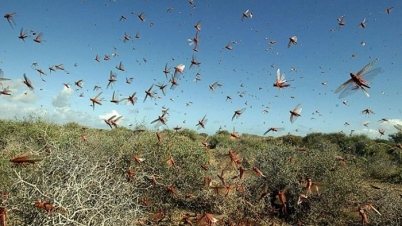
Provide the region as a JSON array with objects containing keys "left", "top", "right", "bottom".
[{"left": 0, "top": 117, "right": 402, "bottom": 225}]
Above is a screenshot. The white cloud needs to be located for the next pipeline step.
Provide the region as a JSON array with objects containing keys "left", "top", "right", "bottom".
[
  {"left": 380, "top": 119, "right": 402, "bottom": 133},
  {"left": 52, "top": 86, "right": 74, "bottom": 108},
  {"left": 387, "top": 119, "right": 402, "bottom": 126},
  {"left": 1, "top": 78, "right": 25, "bottom": 90},
  {"left": 0, "top": 79, "right": 39, "bottom": 103},
  {"left": 99, "top": 110, "right": 122, "bottom": 121},
  {"left": 52, "top": 108, "right": 102, "bottom": 128},
  {"left": 352, "top": 118, "right": 402, "bottom": 138},
  {"left": 353, "top": 128, "right": 381, "bottom": 138},
  {"left": 9, "top": 91, "right": 39, "bottom": 103},
  {"left": 0, "top": 102, "right": 102, "bottom": 129},
  {"left": 0, "top": 103, "right": 46, "bottom": 120}
]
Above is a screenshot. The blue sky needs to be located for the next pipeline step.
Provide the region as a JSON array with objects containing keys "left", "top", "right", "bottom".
[{"left": 0, "top": 0, "right": 401, "bottom": 138}]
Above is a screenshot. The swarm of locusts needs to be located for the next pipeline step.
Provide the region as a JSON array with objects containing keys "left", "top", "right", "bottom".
[{"left": 1, "top": 2, "right": 400, "bottom": 225}]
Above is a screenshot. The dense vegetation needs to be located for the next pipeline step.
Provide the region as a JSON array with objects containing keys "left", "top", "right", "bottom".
[{"left": 1, "top": 117, "right": 402, "bottom": 225}]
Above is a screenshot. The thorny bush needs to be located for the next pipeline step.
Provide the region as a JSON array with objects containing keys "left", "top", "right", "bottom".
[{"left": 0, "top": 118, "right": 402, "bottom": 225}]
